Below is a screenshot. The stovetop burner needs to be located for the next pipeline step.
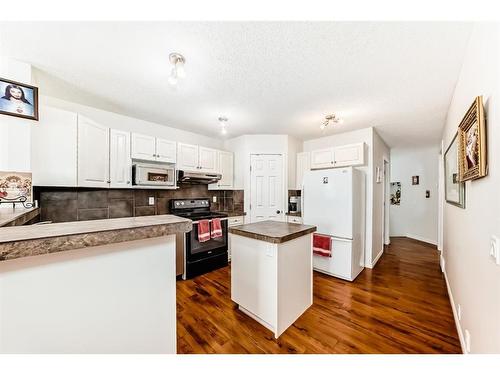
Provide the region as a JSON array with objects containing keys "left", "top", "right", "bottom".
[{"left": 169, "top": 198, "right": 227, "bottom": 221}]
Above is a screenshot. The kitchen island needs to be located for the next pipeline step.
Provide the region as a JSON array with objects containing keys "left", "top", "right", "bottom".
[
  {"left": 0, "top": 215, "right": 191, "bottom": 354},
  {"left": 229, "top": 220, "right": 316, "bottom": 338}
]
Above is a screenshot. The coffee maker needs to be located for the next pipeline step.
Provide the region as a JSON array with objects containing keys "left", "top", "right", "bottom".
[{"left": 288, "top": 196, "right": 301, "bottom": 213}]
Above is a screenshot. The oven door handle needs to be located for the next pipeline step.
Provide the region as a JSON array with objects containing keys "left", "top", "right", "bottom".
[{"left": 191, "top": 217, "right": 228, "bottom": 225}]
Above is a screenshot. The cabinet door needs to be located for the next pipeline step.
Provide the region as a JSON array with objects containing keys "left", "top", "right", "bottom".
[
  {"left": 177, "top": 143, "right": 199, "bottom": 171},
  {"left": 78, "top": 115, "right": 110, "bottom": 188},
  {"left": 131, "top": 133, "right": 156, "bottom": 161},
  {"left": 310, "top": 148, "right": 334, "bottom": 169},
  {"left": 198, "top": 146, "right": 218, "bottom": 173},
  {"left": 217, "top": 151, "right": 234, "bottom": 188},
  {"left": 31, "top": 106, "right": 78, "bottom": 186},
  {"left": 333, "top": 143, "right": 365, "bottom": 167},
  {"left": 155, "top": 138, "right": 176, "bottom": 163},
  {"left": 110, "top": 129, "right": 131, "bottom": 188},
  {"left": 296, "top": 152, "right": 310, "bottom": 189}
]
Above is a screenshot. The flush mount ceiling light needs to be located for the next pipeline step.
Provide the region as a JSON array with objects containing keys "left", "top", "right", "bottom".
[
  {"left": 168, "top": 52, "right": 186, "bottom": 86},
  {"left": 218, "top": 116, "right": 228, "bottom": 135},
  {"left": 319, "top": 114, "right": 343, "bottom": 130}
]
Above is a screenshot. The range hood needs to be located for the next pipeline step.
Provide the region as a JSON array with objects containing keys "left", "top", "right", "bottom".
[{"left": 177, "top": 170, "right": 222, "bottom": 184}]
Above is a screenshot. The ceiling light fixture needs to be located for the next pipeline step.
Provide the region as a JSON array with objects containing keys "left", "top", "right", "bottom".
[
  {"left": 168, "top": 52, "right": 186, "bottom": 86},
  {"left": 320, "top": 114, "right": 343, "bottom": 130},
  {"left": 218, "top": 116, "right": 228, "bottom": 135}
]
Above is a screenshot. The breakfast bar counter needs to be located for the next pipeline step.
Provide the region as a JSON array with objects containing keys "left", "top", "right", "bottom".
[
  {"left": 0, "top": 215, "right": 191, "bottom": 354},
  {"left": 229, "top": 220, "right": 316, "bottom": 338}
]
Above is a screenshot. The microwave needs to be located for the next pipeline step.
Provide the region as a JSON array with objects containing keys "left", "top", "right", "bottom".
[{"left": 132, "top": 162, "right": 176, "bottom": 187}]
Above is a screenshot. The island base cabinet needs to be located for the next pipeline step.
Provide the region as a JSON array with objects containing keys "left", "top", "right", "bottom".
[
  {"left": 0, "top": 236, "right": 177, "bottom": 354},
  {"left": 230, "top": 234, "right": 313, "bottom": 338}
]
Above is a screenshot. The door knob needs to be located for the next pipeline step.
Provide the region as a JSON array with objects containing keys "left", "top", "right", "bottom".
[{"left": 276, "top": 210, "right": 281, "bottom": 214}]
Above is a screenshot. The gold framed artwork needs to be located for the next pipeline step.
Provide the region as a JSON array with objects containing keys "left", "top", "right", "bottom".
[{"left": 458, "top": 96, "right": 487, "bottom": 181}]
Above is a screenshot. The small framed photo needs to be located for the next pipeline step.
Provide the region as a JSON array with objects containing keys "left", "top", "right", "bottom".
[
  {"left": 412, "top": 176, "right": 419, "bottom": 185},
  {"left": 0, "top": 77, "right": 39, "bottom": 121}
]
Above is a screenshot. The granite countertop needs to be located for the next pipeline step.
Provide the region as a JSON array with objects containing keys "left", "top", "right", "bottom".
[
  {"left": 0, "top": 207, "right": 40, "bottom": 227},
  {"left": 229, "top": 220, "right": 316, "bottom": 244},
  {"left": 0, "top": 215, "right": 192, "bottom": 262},
  {"left": 285, "top": 212, "right": 302, "bottom": 217}
]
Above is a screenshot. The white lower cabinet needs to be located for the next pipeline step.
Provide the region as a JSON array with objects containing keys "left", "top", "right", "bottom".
[
  {"left": 110, "top": 129, "right": 132, "bottom": 188},
  {"left": 227, "top": 216, "right": 245, "bottom": 261},
  {"left": 31, "top": 106, "right": 78, "bottom": 187},
  {"left": 286, "top": 216, "right": 303, "bottom": 224},
  {"left": 78, "top": 115, "right": 110, "bottom": 188}
]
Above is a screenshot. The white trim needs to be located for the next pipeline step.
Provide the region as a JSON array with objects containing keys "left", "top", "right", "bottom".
[
  {"left": 442, "top": 259, "right": 466, "bottom": 354},
  {"left": 406, "top": 233, "right": 438, "bottom": 246},
  {"left": 366, "top": 248, "right": 384, "bottom": 269}
]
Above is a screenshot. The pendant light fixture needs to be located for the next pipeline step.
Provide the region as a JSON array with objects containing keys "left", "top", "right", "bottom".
[
  {"left": 168, "top": 52, "right": 186, "bottom": 86},
  {"left": 218, "top": 116, "right": 228, "bottom": 135},
  {"left": 320, "top": 114, "right": 343, "bottom": 130}
]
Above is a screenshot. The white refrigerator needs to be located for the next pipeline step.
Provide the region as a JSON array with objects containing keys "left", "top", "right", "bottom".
[{"left": 302, "top": 167, "right": 365, "bottom": 281}]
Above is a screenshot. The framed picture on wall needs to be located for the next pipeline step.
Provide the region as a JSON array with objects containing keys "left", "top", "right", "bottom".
[
  {"left": 444, "top": 133, "right": 465, "bottom": 208},
  {"left": 0, "top": 77, "right": 39, "bottom": 121},
  {"left": 458, "top": 96, "right": 487, "bottom": 181}
]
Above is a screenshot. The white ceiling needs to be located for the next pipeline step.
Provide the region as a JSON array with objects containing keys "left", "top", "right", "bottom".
[{"left": 0, "top": 22, "right": 472, "bottom": 147}]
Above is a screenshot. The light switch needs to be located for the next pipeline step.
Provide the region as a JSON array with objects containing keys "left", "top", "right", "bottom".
[
  {"left": 148, "top": 196, "right": 155, "bottom": 205},
  {"left": 490, "top": 235, "right": 500, "bottom": 265}
]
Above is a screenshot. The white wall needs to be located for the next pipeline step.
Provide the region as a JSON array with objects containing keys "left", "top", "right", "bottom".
[
  {"left": 303, "top": 127, "right": 375, "bottom": 267},
  {"left": 389, "top": 146, "right": 439, "bottom": 245},
  {"left": 41, "top": 96, "right": 223, "bottom": 150},
  {"left": 372, "top": 130, "right": 390, "bottom": 263},
  {"left": 0, "top": 57, "right": 32, "bottom": 173},
  {"left": 441, "top": 23, "right": 500, "bottom": 353}
]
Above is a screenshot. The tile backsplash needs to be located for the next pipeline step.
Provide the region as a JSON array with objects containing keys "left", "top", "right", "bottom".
[{"left": 34, "top": 185, "right": 244, "bottom": 223}]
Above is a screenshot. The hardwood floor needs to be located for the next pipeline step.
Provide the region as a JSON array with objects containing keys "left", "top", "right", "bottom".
[{"left": 176, "top": 237, "right": 461, "bottom": 354}]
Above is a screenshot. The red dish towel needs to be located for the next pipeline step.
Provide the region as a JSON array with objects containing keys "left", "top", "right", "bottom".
[
  {"left": 313, "top": 233, "right": 332, "bottom": 257},
  {"left": 211, "top": 218, "right": 223, "bottom": 239},
  {"left": 198, "top": 220, "right": 211, "bottom": 243}
]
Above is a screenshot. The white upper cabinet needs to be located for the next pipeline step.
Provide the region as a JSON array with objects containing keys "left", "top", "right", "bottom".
[
  {"left": 209, "top": 151, "right": 234, "bottom": 190},
  {"left": 177, "top": 143, "right": 218, "bottom": 173},
  {"left": 310, "top": 147, "right": 335, "bottom": 169},
  {"left": 31, "top": 106, "right": 78, "bottom": 187},
  {"left": 131, "top": 133, "right": 176, "bottom": 163},
  {"left": 333, "top": 142, "right": 365, "bottom": 167},
  {"left": 110, "top": 129, "right": 131, "bottom": 188},
  {"left": 78, "top": 115, "right": 110, "bottom": 188},
  {"left": 156, "top": 138, "right": 176, "bottom": 163},
  {"left": 131, "top": 133, "right": 156, "bottom": 161},
  {"left": 177, "top": 143, "right": 199, "bottom": 171},
  {"left": 198, "top": 146, "right": 218, "bottom": 173},
  {"left": 310, "top": 143, "right": 365, "bottom": 170},
  {"left": 296, "top": 152, "right": 310, "bottom": 189}
]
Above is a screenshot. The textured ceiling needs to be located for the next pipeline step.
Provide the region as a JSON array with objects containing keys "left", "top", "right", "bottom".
[{"left": 0, "top": 22, "right": 472, "bottom": 146}]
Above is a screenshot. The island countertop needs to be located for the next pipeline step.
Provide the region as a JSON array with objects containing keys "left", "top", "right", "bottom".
[
  {"left": 229, "top": 220, "right": 316, "bottom": 244},
  {"left": 0, "top": 207, "right": 40, "bottom": 227},
  {"left": 0, "top": 215, "right": 192, "bottom": 261}
]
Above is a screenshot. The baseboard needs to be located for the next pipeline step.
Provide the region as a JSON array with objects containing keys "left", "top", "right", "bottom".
[
  {"left": 367, "top": 248, "right": 384, "bottom": 269},
  {"left": 442, "top": 262, "right": 466, "bottom": 354},
  {"left": 406, "top": 233, "right": 438, "bottom": 246}
]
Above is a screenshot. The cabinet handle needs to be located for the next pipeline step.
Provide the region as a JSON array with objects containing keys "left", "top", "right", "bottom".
[
  {"left": 107, "top": 180, "right": 111, "bottom": 184},
  {"left": 127, "top": 181, "right": 130, "bottom": 184}
]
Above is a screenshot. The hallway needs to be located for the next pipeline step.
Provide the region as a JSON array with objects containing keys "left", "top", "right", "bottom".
[{"left": 176, "top": 237, "right": 461, "bottom": 354}]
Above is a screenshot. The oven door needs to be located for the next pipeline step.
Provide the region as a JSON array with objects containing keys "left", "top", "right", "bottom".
[{"left": 186, "top": 219, "right": 228, "bottom": 262}]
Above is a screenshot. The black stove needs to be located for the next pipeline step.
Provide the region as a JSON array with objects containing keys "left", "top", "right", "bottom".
[{"left": 170, "top": 198, "right": 228, "bottom": 279}]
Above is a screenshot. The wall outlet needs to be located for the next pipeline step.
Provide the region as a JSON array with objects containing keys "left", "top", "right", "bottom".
[
  {"left": 212, "top": 196, "right": 217, "bottom": 203},
  {"left": 148, "top": 197, "right": 155, "bottom": 205},
  {"left": 464, "top": 329, "right": 471, "bottom": 353},
  {"left": 457, "top": 304, "right": 461, "bottom": 321},
  {"left": 490, "top": 235, "right": 500, "bottom": 265}
]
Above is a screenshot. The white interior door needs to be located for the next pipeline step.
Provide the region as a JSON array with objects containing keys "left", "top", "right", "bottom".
[
  {"left": 250, "top": 154, "right": 284, "bottom": 222},
  {"left": 110, "top": 129, "right": 131, "bottom": 188}
]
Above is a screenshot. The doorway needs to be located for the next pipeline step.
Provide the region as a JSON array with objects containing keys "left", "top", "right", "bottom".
[{"left": 250, "top": 154, "right": 284, "bottom": 223}]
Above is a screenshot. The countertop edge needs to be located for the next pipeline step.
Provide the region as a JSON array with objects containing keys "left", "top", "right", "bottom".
[{"left": 229, "top": 225, "right": 316, "bottom": 244}]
